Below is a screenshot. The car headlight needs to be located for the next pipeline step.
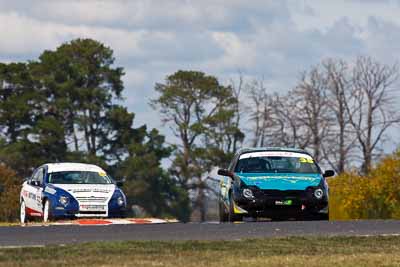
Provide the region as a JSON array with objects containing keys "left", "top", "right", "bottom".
[
  {"left": 117, "top": 196, "right": 124, "bottom": 206},
  {"left": 59, "top": 196, "right": 69, "bottom": 206},
  {"left": 314, "top": 189, "right": 324, "bottom": 199},
  {"left": 243, "top": 188, "right": 254, "bottom": 199}
]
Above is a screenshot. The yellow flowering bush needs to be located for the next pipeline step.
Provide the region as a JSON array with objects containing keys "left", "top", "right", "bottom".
[
  {"left": 329, "top": 150, "right": 400, "bottom": 220},
  {"left": 0, "top": 164, "right": 20, "bottom": 221}
]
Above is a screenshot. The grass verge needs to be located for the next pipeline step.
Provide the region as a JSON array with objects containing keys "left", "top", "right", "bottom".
[{"left": 1, "top": 236, "right": 400, "bottom": 267}]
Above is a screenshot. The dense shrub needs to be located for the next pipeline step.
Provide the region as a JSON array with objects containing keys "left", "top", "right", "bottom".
[
  {"left": 329, "top": 150, "right": 400, "bottom": 220},
  {"left": 0, "top": 164, "right": 20, "bottom": 221}
]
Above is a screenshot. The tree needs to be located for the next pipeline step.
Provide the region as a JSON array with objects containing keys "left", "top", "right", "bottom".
[
  {"left": 291, "top": 67, "right": 333, "bottom": 162},
  {"left": 322, "top": 59, "right": 356, "bottom": 173},
  {"left": 227, "top": 73, "right": 245, "bottom": 153},
  {"left": 115, "top": 128, "right": 188, "bottom": 220},
  {"left": 36, "top": 39, "right": 186, "bottom": 218},
  {"left": 0, "top": 63, "right": 37, "bottom": 143},
  {"left": 36, "top": 38, "right": 124, "bottom": 158},
  {"left": 346, "top": 56, "right": 399, "bottom": 173},
  {"left": 0, "top": 164, "right": 20, "bottom": 221},
  {"left": 0, "top": 62, "right": 45, "bottom": 177},
  {"left": 0, "top": 38, "right": 185, "bottom": 220},
  {"left": 151, "top": 70, "right": 243, "bottom": 221},
  {"left": 246, "top": 79, "right": 274, "bottom": 147}
]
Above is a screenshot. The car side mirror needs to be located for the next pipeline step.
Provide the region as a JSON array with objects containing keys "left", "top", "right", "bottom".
[
  {"left": 31, "top": 180, "right": 41, "bottom": 187},
  {"left": 323, "top": 170, "right": 335, "bottom": 177},
  {"left": 116, "top": 179, "right": 125, "bottom": 187},
  {"left": 217, "top": 169, "right": 234, "bottom": 179}
]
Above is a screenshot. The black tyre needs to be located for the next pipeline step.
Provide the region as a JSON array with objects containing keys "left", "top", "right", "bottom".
[
  {"left": 228, "top": 192, "right": 242, "bottom": 222},
  {"left": 316, "top": 213, "right": 329, "bottom": 221},
  {"left": 219, "top": 200, "right": 228, "bottom": 222},
  {"left": 302, "top": 212, "right": 329, "bottom": 221}
]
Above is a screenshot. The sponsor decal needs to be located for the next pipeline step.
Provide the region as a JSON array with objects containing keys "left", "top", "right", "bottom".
[
  {"left": 243, "top": 175, "right": 317, "bottom": 181},
  {"left": 275, "top": 200, "right": 293, "bottom": 206},
  {"left": 28, "top": 192, "right": 36, "bottom": 200},
  {"left": 239, "top": 151, "right": 313, "bottom": 160},
  {"left": 80, "top": 205, "right": 106, "bottom": 211},
  {"left": 22, "top": 190, "right": 29, "bottom": 198},
  {"left": 45, "top": 186, "right": 56, "bottom": 195},
  {"left": 98, "top": 171, "right": 107, "bottom": 176},
  {"left": 299, "top": 157, "right": 314, "bottom": 163}
]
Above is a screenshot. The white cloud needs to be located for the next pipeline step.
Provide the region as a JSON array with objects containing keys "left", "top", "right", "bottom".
[
  {"left": 0, "top": 11, "right": 145, "bottom": 57},
  {"left": 209, "top": 32, "right": 256, "bottom": 70},
  {"left": 1, "top": 0, "right": 400, "bottom": 149}
]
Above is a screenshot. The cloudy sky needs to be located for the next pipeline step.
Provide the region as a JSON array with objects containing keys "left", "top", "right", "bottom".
[{"left": 1, "top": 0, "right": 400, "bottom": 148}]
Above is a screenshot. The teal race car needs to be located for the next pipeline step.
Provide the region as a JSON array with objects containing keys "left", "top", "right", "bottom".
[{"left": 217, "top": 148, "right": 334, "bottom": 222}]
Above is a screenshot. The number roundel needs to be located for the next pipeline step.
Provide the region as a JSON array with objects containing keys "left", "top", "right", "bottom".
[{"left": 299, "top": 157, "right": 314, "bottom": 164}]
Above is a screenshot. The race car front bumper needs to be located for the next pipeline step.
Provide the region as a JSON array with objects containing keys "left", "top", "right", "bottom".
[
  {"left": 232, "top": 187, "right": 328, "bottom": 218},
  {"left": 51, "top": 201, "right": 126, "bottom": 218}
]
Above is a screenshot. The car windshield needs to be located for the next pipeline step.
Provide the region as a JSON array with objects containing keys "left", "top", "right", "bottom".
[
  {"left": 48, "top": 171, "right": 113, "bottom": 184},
  {"left": 235, "top": 154, "right": 319, "bottom": 174}
]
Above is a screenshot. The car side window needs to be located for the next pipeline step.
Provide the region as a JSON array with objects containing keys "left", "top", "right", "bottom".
[
  {"left": 29, "top": 169, "right": 38, "bottom": 185},
  {"left": 32, "top": 168, "right": 44, "bottom": 187},
  {"left": 37, "top": 168, "right": 44, "bottom": 185}
]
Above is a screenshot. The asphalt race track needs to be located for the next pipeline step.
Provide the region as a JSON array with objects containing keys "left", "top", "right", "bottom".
[{"left": 1, "top": 220, "right": 400, "bottom": 247}]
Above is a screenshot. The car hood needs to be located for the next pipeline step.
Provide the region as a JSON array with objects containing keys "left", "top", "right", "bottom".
[
  {"left": 236, "top": 173, "right": 322, "bottom": 190},
  {"left": 51, "top": 184, "right": 116, "bottom": 200}
]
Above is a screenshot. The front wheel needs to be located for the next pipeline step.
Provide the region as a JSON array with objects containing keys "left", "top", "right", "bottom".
[
  {"left": 20, "top": 200, "right": 29, "bottom": 224},
  {"left": 228, "top": 192, "right": 242, "bottom": 222},
  {"left": 43, "top": 200, "right": 54, "bottom": 223},
  {"left": 315, "top": 213, "right": 329, "bottom": 221}
]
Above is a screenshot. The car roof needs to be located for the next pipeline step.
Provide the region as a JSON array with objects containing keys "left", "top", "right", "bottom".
[
  {"left": 43, "top": 163, "right": 105, "bottom": 173},
  {"left": 236, "top": 147, "right": 312, "bottom": 157}
]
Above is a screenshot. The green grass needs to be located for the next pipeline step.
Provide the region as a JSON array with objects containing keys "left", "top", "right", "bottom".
[{"left": 1, "top": 236, "right": 400, "bottom": 267}]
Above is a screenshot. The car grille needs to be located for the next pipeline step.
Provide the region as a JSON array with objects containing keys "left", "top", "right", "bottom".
[
  {"left": 76, "top": 196, "right": 108, "bottom": 203},
  {"left": 92, "top": 189, "right": 111, "bottom": 193},
  {"left": 72, "top": 189, "right": 91, "bottom": 193},
  {"left": 79, "top": 211, "right": 107, "bottom": 215},
  {"left": 258, "top": 190, "right": 306, "bottom": 198},
  {"left": 72, "top": 189, "right": 111, "bottom": 193}
]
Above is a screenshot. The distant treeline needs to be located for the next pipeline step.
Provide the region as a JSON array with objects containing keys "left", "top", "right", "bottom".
[{"left": 1, "top": 38, "right": 399, "bottom": 221}]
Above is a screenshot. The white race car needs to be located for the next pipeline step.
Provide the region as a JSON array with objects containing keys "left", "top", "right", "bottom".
[{"left": 20, "top": 163, "right": 127, "bottom": 223}]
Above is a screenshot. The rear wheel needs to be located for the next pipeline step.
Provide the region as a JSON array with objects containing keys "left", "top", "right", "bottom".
[
  {"left": 218, "top": 199, "right": 228, "bottom": 222},
  {"left": 20, "top": 200, "right": 28, "bottom": 224}
]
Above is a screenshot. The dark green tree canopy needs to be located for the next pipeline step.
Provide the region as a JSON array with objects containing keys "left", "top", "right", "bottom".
[
  {"left": 0, "top": 38, "right": 188, "bottom": 220},
  {"left": 152, "top": 70, "right": 244, "bottom": 221}
]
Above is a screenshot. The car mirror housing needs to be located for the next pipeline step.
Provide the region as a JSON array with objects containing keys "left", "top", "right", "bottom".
[
  {"left": 31, "top": 180, "right": 41, "bottom": 187},
  {"left": 217, "top": 169, "right": 234, "bottom": 179},
  {"left": 323, "top": 170, "right": 335, "bottom": 177},
  {"left": 116, "top": 179, "right": 125, "bottom": 187}
]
